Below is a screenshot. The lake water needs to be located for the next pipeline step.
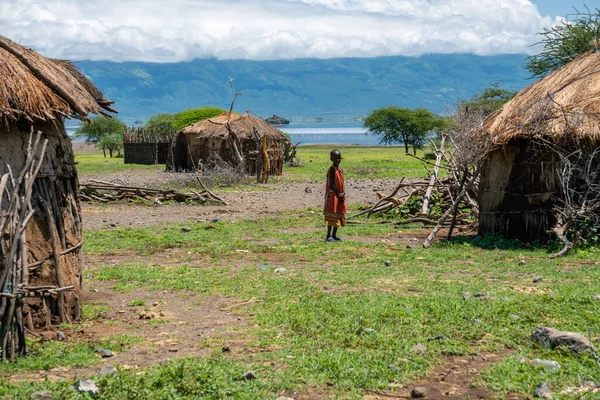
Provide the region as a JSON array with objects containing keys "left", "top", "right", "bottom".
[{"left": 67, "top": 122, "right": 390, "bottom": 146}]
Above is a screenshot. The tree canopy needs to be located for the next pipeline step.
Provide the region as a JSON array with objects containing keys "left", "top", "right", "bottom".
[
  {"left": 145, "top": 107, "right": 226, "bottom": 131},
  {"left": 76, "top": 116, "right": 126, "bottom": 158},
  {"left": 459, "top": 83, "right": 518, "bottom": 115},
  {"left": 363, "top": 107, "right": 446, "bottom": 154},
  {"left": 526, "top": 5, "right": 600, "bottom": 78}
]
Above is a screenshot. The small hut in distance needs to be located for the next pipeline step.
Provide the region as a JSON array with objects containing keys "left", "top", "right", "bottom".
[
  {"left": 168, "top": 112, "right": 289, "bottom": 175},
  {"left": 478, "top": 50, "right": 600, "bottom": 242}
]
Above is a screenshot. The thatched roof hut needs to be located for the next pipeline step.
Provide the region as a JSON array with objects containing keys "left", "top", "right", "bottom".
[
  {"left": 478, "top": 51, "right": 600, "bottom": 241},
  {"left": 168, "top": 112, "right": 289, "bottom": 175},
  {"left": 0, "top": 35, "right": 115, "bottom": 328}
]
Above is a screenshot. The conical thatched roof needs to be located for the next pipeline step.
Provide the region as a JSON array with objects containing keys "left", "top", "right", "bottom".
[
  {"left": 483, "top": 51, "right": 600, "bottom": 145},
  {"left": 0, "top": 35, "right": 116, "bottom": 122},
  {"left": 180, "top": 112, "right": 289, "bottom": 140}
]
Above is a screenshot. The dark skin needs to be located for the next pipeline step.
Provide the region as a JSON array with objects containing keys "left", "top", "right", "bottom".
[{"left": 327, "top": 151, "right": 344, "bottom": 240}]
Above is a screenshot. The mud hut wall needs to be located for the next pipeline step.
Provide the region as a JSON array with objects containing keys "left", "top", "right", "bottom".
[
  {"left": 0, "top": 121, "right": 83, "bottom": 327},
  {"left": 478, "top": 140, "right": 561, "bottom": 241}
]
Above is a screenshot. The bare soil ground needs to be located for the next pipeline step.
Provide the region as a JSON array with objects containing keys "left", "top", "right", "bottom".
[{"left": 14, "top": 171, "right": 514, "bottom": 398}]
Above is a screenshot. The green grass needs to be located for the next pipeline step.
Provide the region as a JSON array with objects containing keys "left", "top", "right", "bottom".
[
  {"left": 74, "top": 150, "right": 164, "bottom": 175},
  {"left": 277, "top": 145, "right": 431, "bottom": 182},
  {"left": 22, "top": 217, "right": 583, "bottom": 398}
]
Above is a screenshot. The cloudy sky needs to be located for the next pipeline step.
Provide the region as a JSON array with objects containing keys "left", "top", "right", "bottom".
[{"left": 0, "top": 0, "right": 588, "bottom": 62}]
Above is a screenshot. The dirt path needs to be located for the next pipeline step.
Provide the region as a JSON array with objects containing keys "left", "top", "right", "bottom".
[{"left": 81, "top": 175, "right": 404, "bottom": 230}]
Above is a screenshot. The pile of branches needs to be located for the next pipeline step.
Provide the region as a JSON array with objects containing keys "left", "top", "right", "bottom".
[
  {"left": 350, "top": 127, "right": 491, "bottom": 247},
  {"left": 79, "top": 178, "right": 227, "bottom": 206}
]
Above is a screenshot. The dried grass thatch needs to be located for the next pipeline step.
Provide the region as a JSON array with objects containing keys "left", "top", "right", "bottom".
[
  {"left": 0, "top": 35, "right": 115, "bottom": 122},
  {"left": 483, "top": 51, "right": 600, "bottom": 145},
  {"left": 180, "top": 112, "right": 288, "bottom": 140}
]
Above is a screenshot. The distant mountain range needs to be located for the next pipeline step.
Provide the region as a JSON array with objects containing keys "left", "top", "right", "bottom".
[{"left": 74, "top": 53, "right": 534, "bottom": 125}]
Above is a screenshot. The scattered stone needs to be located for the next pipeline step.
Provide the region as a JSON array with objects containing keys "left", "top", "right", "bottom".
[
  {"left": 168, "top": 348, "right": 179, "bottom": 352},
  {"left": 463, "top": 292, "right": 472, "bottom": 300},
  {"left": 276, "top": 332, "right": 284, "bottom": 339},
  {"left": 593, "top": 295, "right": 600, "bottom": 301},
  {"left": 109, "top": 223, "right": 117, "bottom": 228},
  {"left": 99, "top": 365, "right": 118, "bottom": 377},
  {"left": 275, "top": 397, "right": 296, "bottom": 400},
  {"left": 360, "top": 328, "right": 375, "bottom": 335},
  {"left": 428, "top": 335, "right": 447, "bottom": 341},
  {"left": 153, "top": 301, "right": 159, "bottom": 306},
  {"left": 74, "top": 379, "right": 99, "bottom": 396},
  {"left": 533, "top": 276, "right": 543, "bottom": 283},
  {"left": 534, "top": 382, "right": 553, "bottom": 399},
  {"left": 532, "top": 326, "right": 596, "bottom": 355},
  {"left": 411, "top": 387, "right": 427, "bottom": 398},
  {"left": 31, "top": 390, "right": 54, "bottom": 400},
  {"left": 384, "top": 260, "right": 392, "bottom": 267},
  {"left": 304, "top": 187, "right": 312, "bottom": 193},
  {"left": 222, "top": 346, "right": 231, "bottom": 352},
  {"left": 518, "top": 257, "right": 527, "bottom": 265},
  {"left": 561, "top": 381, "right": 598, "bottom": 396},
  {"left": 405, "top": 245, "right": 413, "bottom": 249},
  {"left": 138, "top": 311, "right": 157, "bottom": 320},
  {"left": 411, "top": 343, "right": 427, "bottom": 354},
  {"left": 509, "top": 314, "right": 521, "bottom": 320},
  {"left": 274, "top": 267, "right": 287, "bottom": 273},
  {"left": 100, "top": 349, "right": 113, "bottom": 358},
  {"left": 117, "top": 310, "right": 126, "bottom": 314},
  {"left": 211, "top": 217, "right": 221, "bottom": 223},
  {"left": 56, "top": 331, "right": 66, "bottom": 341},
  {"left": 181, "top": 226, "right": 191, "bottom": 232},
  {"left": 472, "top": 318, "right": 482, "bottom": 324},
  {"left": 241, "top": 370, "right": 257, "bottom": 380},
  {"left": 387, "top": 364, "right": 402, "bottom": 373}
]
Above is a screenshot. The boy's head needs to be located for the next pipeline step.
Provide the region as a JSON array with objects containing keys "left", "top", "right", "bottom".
[{"left": 330, "top": 149, "right": 342, "bottom": 166}]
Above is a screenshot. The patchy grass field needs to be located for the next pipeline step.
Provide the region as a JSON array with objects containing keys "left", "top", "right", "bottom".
[{"left": 2, "top": 147, "right": 599, "bottom": 399}]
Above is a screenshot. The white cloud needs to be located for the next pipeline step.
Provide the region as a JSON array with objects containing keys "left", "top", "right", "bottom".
[{"left": 0, "top": 0, "right": 560, "bottom": 62}]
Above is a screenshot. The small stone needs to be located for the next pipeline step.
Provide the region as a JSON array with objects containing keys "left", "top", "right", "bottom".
[
  {"left": 304, "top": 187, "right": 312, "bottom": 193},
  {"left": 211, "top": 217, "right": 221, "bottom": 223},
  {"left": 384, "top": 261, "right": 392, "bottom": 267},
  {"left": 411, "top": 387, "right": 427, "bottom": 398},
  {"left": 532, "top": 326, "right": 596, "bottom": 355},
  {"left": 31, "top": 390, "right": 54, "bottom": 400},
  {"left": 360, "top": 328, "right": 375, "bottom": 335},
  {"left": 153, "top": 301, "right": 159, "bottom": 306},
  {"left": 56, "top": 331, "right": 66, "bottom": 341},
  {"left": 593, "top": 295, "right": 600, "bottom": 301},
  {"left": 181, "top": 226, "right": 191, "bottom": 232},
  {"left": 221, "top": 346, "right": 231, "bottom": 352},
  {"left": 109, "top": 223, "right": 117, "bottom": 228},
  {"left": 117, "top": 310, "right": 126, "bottom": 314},
  {"left": 411, "top": 343, "right": 427, "bottom": 354},
  {"left": 463, "top": 292, "right": 472, "bottom": 300},
  {"left": 533, "top": 276, "right": 543, "bottom": 283},
  {"left": 428, "top": 335, "right": 447, "bottom": 341},
  {"left": 75, "top": 379, "right": 99, "bottom": 396},
  {"left": 534, "top": 381, "right": 553, "bottom": 399},
  {"left": 100, "top": 349, "right": 113, "bottom": 358},
  {"left": 387, "top": 364, "right": 402, "bottom": 373},
  {"left": 275, "top": 397, "right": 296, "bottom": 400},
  {"left": 168, "top": 348, "right": 179, "bottom": 352},
  {"left": 274, "top": 267, "right": 287, "bottom": 273},
  {"left": 472, "top": 318, "right": 482, "bottom": 324},
  {"left": 241, "top": 370, "right": 256, "bottom": 380},
  {"left": 99, "top": 365, "right": 118, "bottom": 377},
  {"left": 509, "top": 314, "right": 521, "bottom": 320}
]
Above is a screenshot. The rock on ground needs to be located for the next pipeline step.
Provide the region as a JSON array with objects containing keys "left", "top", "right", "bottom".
[{"left": 532, "top": 326, "right": 596, "bottom": 355}]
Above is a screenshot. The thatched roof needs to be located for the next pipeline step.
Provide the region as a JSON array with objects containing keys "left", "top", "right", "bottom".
[
  {"left": 483, "top": 51, "right": 600, "bottom": 145},
  {"left": 180, "top": 112, "right": 289, "bottom": 141},
  {"left": 0, "top": 35, "right": 116, "bottom": 122}
]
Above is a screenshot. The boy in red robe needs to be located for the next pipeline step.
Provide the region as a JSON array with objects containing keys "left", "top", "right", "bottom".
[{"left": 324, "top": 149, "right": 346, "bottom": 241}]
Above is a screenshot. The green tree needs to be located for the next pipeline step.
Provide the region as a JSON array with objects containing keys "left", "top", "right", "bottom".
[
  {"left": 172, "top": 107, "right": 225, "bottom": 130},
  {"left": 145, "top": 107, "right": 226, "bottom": 131},
  {"left": 76, "top": 116, "right": 126, "bottom": 158},
  {"left": 363, "top": 107, "right": 446, "bottom": 154},
  {"left": 460, "top": 83, "right": 518, "bottom": 115},
  {"left": 526, "top": 5, "right": 600, "bottom": 78},
  {"left": 98, "top": 133, "right": 124, "bottom": 158}
]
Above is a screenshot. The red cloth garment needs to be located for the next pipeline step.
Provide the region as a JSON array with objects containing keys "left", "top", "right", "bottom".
[{"left": 324, "top": 166, "right": 346, "bottom": 227}]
